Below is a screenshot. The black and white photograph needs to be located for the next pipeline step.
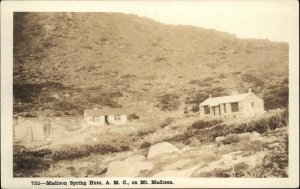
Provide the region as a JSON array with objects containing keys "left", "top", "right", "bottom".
[{"left": 1, "top": 0, "right": 299, "bottom": 188}]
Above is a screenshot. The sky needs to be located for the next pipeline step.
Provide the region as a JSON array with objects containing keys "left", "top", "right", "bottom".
[
  {"left": 92, "top": 0, "right": 295, "bottom": 43},
  {"left": 4, "top": 0, "right": 297, "bottom": 43}
]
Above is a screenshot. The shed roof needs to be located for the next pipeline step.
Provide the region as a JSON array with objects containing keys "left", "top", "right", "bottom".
[
  {"left": 200, "top": 92, "right": 252, "bottom": 107},
  {"left": 15, "top": 119, "right": 44, "bottom": 128},
  {"left": 84, "top": 108, "right": 128, "bottom": 116}
]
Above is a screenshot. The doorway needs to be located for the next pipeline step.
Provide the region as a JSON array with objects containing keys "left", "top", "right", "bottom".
[{"left": 105, "top": 115, "right": 111, "bottom": 125}]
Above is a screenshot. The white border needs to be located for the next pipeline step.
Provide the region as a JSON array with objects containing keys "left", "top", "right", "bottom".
[{"left": 1, "top": 1, "right": 299, "bottom": 188}]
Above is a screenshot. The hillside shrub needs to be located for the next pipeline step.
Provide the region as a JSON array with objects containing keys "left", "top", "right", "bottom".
[
  {"left": 192, "top": 104, "right": 200, "bottom": 112},
  {"left": 128, "top": 113, "right": 140, "bottom": 120},
  {"left": 232, "top": 111, "right": 288, "bottom": 134},
  {"left": 139, "top": 141, "right": 151, "bottom": 149},
  {"left": 242, "top": 73, "right": 264, "bottom": 87},
  {"left": 137, "top": 127, "right": 156, "bottom": 136},
  {"left": 187, "top": 92, "right": 209, "bottom": 104},
  {"left": 191, "top": 119, "right": 223, "bottom": 130},
  {"left": 157, "top": 94, "right": 180, "bottom": 111},
  {"left": 233, "top": 162, "right": 249, "bottom": 177},
  {"left": 53, "top": 143, "right": 129, "bottom": 161},
  {"left": 169, "top": 130, "right": 194, "bottom": 143},
  {"left": 263, "top": 80, "right": 288, "bottom": 110},
  {"left": 119, "top": 144, "right": 130, "bottom": 151},
  {"left": 222, "top": 134, "right": 240, "bottom": 145},
  {"left": 212, "top": 86, "right": 226, "bottom": 93}
]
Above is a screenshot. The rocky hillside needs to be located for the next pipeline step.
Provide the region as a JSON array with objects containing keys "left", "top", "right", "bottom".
[
  {"left": 13, "top": 109, "right": 288, "bottom": 177},
  {"left": 13, "top": 12, "right": 289, "bottom": 117}
]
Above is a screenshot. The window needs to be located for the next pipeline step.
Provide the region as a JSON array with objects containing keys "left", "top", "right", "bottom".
[
  {"left": 231, "top": 102, "right": 239, "bottom": 112},
  {"left": 114, "top": 115, "right": 121, "bottom": 120},
  {"left": 251, "top": 102, "right": 255, "bottom": 108},
  {"left": 204, "top": 106, "right": 210, "bottom": 114}
]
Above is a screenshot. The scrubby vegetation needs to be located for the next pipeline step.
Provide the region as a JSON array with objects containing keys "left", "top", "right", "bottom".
[
  {"left": 13, "top": 142, "right": 131, "bottom": 177},
  {"left": 53, "top": 143, "right": 130, "bottom": 161},
  {"left": 263, "top": 78, "right": 288, "bottom": 110},
  {"left": 157, "top": 94, "right": 180, "bottom": 111},
  {"left": 242, "top": 73, "right": 265, "bottom": 88},
  {"left": 221, "top": 134, "right": 240, "bottom": 145},
  {"left": 139, "top": 141, "right": 152, "bottom": 149},
  {"left": 13, "top": 82, "right": 69, "bottom": 103},
  {"left": 128, "top": 113, "right": 140, "bottom": 120},
  {"left": 13, "top": 145, "right": 52, "bottom": 177},
  {"left": 170, "top": 110, "right": 288, "bottom": 144},
  {"left": 191, "top": 119, "right": 223, "bottom": 130}
]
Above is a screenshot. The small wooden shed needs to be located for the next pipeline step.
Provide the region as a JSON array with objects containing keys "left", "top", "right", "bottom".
[
  {"left": 14, "top": 119, "right": 51, "bottom": 143},
  {"left": 84, "top": 108, "right": 128, "bottom": 126}
]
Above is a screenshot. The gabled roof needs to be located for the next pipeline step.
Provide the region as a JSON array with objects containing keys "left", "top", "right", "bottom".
[
  {"left": 84, "top": 108, "right": 128, "bottom": 116},
  {"left": 200, "top": 92, "right": 252, "bottom": 107},
  {"left": 15, "top": 119, "right": 43, "bottom": 128}
]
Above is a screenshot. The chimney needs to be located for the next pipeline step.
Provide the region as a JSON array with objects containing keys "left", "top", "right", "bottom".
[
  {"left": 209, "top": 94, "right": 212, "bottom": 98},
  {"left": 248, "top": 88, "right": 252, "bottom": 93}
]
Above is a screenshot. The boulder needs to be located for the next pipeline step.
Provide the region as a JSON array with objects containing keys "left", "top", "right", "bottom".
[
  {"left": 105, "top": 160, "right": 153, "bottom": 177},
  {"left": 237, "top": 132, "right": 251, "bottom": 140},
  {"left": 267, "top": 142, "right": 281, "bottom": 148},
  {"left": 147, "top": 142, "right": 179, "bottom": 159},
  {"left": 163, "top": 159, "right": 191, "bottom": 171},
  {"left": 249, "top": 132, "right": 262, "bottom": 141},
  {"left": 263, "top": 135, "right": 278, "bottom": 143},
  {"left": 125, "top": 155, "right": 146, "bottom": 163}
]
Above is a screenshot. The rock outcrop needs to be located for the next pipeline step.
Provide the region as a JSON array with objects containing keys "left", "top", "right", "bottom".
[
  {"left": 147, "top": 142, "right": 179, "bottom": 159},
  {"left": 105, "top": 155, "right": 153, "bottom": 177}
]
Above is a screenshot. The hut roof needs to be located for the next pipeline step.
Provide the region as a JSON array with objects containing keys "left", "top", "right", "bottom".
[
  {"left": 15, "top": 119, "right": 44, "bottom": 128},
  {"left": 84, "top": 108, "right": 129, "bottom": 116},
  {"left": 200, "top": 92, "right": 252, "bottom": 107}
]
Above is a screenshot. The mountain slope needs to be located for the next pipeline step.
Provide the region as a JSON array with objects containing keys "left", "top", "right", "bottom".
[{"left": 13, "top": 12, "right": 289, "bottom": 117}]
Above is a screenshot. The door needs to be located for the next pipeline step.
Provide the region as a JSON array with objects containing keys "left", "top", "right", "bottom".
[{"left": 105, "top": 115, "right": 111, "bottom": 125}]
